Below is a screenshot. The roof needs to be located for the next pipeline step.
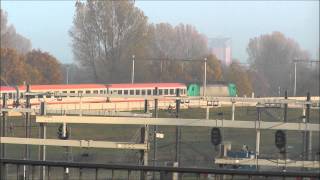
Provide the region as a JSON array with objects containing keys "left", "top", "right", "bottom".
[
  {"left": 0, "top": 86, "right": 15, "bottom": 92},
  {"left": 1, "top": 83, "right": 187, "bottom": 92},
  {"left": 25, "top": 84, "right": 107, "bottom": 91},
  {"left": 108, "top": 83, "right": 186, "bottom": 89}
]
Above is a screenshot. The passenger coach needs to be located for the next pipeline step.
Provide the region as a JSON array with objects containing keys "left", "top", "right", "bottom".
[
  {"left": 0, "top": 83, "right": 187, "bottom": 100},
  {"left": 107, "top": 83, "right": 187, "bottom": 96}
]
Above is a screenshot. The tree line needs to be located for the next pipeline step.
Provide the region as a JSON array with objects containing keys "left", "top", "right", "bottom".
[
  {"left": 1, "top": 1, "right": 318, "bottom": 97},
  {"left": 68, "top": 0, "right": 255, "bottom": 96}
]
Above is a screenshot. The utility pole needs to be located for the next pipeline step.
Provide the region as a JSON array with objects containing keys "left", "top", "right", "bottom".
[
  {"left": 203, "top": 57, "right": 207, "bottom": 96},
  {"left": 174, "top": 89, "right": 181, "bottom": 180},
  {"left": 153, "top": 87, "right": 158, "bottom": 180},
  {"left": 283, "top": 90, "right": 288, "bottom": 170},
  {"left": 305, "top": 92, "right": 311, "bottom": 161},
  {"left": 25, "top": 84, "right": 31, "bottom": 180},
  {"left": 294, "top": 62, "right": 297, "bottom": 96},
  {"left": 66, "top": 65, "right": 69, "bottom": 84},
  {"left": 175, "top": 89, "right": 181, "bottom": 164},
  {"left": 131, "top": 55, "right": 135, "bottom": 84},
  {"left": 1, "top": 94, "right": 7, "bottom": 180},
  {"left": 293, "top": 59, "right": 319, "bottom": 96},
  {"left": 39, "top": 102, "right": 47, "bottom": 180}
]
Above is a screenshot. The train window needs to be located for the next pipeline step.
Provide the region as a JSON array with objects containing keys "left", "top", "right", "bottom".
[
  {"left": 38, "top": 95, "right": 43, "bottom": 98},
  {"left": 46, "top": 95, "right": 51, "bottom": 98},
  {"left": 93, "top": 90, "right": 98, "bottom": 94},
  {"left": 86, "top": 90, "right": 91, "bottom": 94},
  {"left": 159, "top": 89, "right": 163, "bottom": 95},
  {"left": 118, "top": 90, "right": 122, "bottom": 95},
  {"left": 136, "top": 90, "right": 140, "bottom": 95},
  {"left": 164, "top": 89, "right": 168, "bottom": 95},
  {"left": 113, "top": 90, "right": 117, "bottom": 94},
  {"left": 9, "top": 93, "right": 12, "bottom": 99},
  {"left": 20, "top": 93, "right": 24, "bottom": 98},
  {"left": 170, "top": 89, "right": 174, "bottom": 95},
  {"left": 78, "top": 90, "right": 83, "bottom": 94},
  {"left": 54, "top": 91, "right": 59, "bottom": 98},
  {"left": 147, "top": 89, "right": 152, "bottom": 95},
  {"left": 181, "top": 89, "right": 185, "bottom": 95},
  {"left": 130, "top": 90, "right": 134, "bottom": 95},
  {"left": 124, "top": 90, "right": 128, "bottom": 95},
  {"left": 141, "top": 90, "right": 146, "bottom": 95},
  {"left": 153, "top": 89, "right": 156, "bottom": 95},
  {"left": 100, "top": 90, "right": 104, "bottom": 94},
  {"left": 62, "top": 91, "right": 68, "bottom": 97},
  {"left": 104, "top": 90, "right": 107, "bottom": 94},
  {"left": 69, "top": 91, "right": 75, "bottom": 97}
]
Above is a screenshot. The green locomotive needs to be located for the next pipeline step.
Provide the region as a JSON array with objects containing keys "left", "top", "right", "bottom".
[{"left": 187, "top": 83, "right": 237, "bottom": 97}]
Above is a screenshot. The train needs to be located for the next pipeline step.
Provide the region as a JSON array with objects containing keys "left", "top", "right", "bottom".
[{"left": 0, "top": 82, "right": 237, "bottom": 102}]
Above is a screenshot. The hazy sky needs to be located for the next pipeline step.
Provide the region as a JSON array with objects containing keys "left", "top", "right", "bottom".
[{"left": 1, "top": 1, "right": 319, "bottom": 64}]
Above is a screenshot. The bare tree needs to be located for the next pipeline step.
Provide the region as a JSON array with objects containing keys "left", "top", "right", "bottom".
[
  {"left": 69, "top": 0, "right": 149, "bottom": 83},
  {"left": 147, "top": 23, "right": 209, "bottom": 82},
  {"left": 247, "top": 31, "right": 309, "bottom": 96}
]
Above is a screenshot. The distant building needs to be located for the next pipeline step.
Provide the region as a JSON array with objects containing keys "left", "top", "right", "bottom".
[{"left": 209, "top": 38, "right": 232, "bottom": 66}]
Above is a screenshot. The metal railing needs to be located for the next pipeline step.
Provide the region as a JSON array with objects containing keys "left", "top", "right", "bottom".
[{"left": 1, "top": 158, "right": 319, "bottom": 180}]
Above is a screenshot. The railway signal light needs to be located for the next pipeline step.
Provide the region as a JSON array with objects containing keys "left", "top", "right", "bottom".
[
  {"left": 211, "top": 127, "right": 222, "bottom": 146},
  {"left": 58, "top": 124, "right": 70, "bottom": 140},
  {"left": 275, "top": 130, "right": 286, "bottom": 151}
]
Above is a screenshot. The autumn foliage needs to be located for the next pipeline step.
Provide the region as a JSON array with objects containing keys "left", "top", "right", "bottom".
[{"left": 0, "top": 48, "right": 63, "bottom": 85}]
